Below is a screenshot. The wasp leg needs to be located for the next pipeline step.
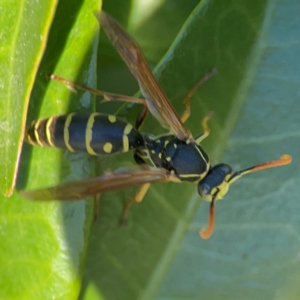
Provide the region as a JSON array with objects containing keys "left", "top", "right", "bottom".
[
  {"left": 135, "top": 105, "right": 149, "bottom": 131},
  {"left": 119, "top": 153, "right": 150, "bottom": 225},
  {"left": 50, "top": 74, "right": 147, "bottom": 105},
  {"left": 51, "top": 74, "right": 149, "bottom": 130},
  {"left": 194, "top": 111, "right": 214, "bottom": 144},
  {"left": 180, "top": 68, "right": 217, "bottom": 123},
  {"left": 120, "top": 183, "right": 151, "bottom": 225},
  {"left": 180, "top": 97, "right": 190, "bottom": 124},
  {"left": 133, "top": 151, "right": 149, "bottom": 168},
  {"left": 93, "top": 193, "right": 101, "bottom": 222},
  {"left": 121, "top": 170, "right": 181, "bottom": 225}
]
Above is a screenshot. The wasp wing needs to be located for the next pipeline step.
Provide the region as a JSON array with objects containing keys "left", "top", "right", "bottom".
[
  {"left": 97, "top": 11, "right": 193, "bottom": 141},
  {"left": 20, "top": 168, "right": 170, "bottom": 201}
]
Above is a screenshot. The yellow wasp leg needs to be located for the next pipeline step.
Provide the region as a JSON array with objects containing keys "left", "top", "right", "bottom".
[
  {"left": 120, "top": 172, "right": 180, "bottom": 225},
  {"left": 195, "top": 111, "right": 214, "bottom": 144},
  {"left": 121, "top": 183, "right": 151, "bottom": 225},
  {"left": 180, "top": 68, "right": 217, "bottom": 124}
]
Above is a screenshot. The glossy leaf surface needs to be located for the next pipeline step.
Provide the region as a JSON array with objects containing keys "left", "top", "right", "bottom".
[
  {"left": 0, "top": 0, "right": 56, "bottom": 195},
  {"left": 0, "top": 0, "right": 101, "bottom": 299}
]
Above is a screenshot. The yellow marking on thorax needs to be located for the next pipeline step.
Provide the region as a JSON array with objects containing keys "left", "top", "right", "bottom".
[
  {"left": 103, "top": 142, "right": 113, "bottom": 153},
  {"left": 194, "top": 145, "right": 210, "bottom": 178},
  {"left": 168, "top": 172, "right": 181, "bottom": 182},
  {"left": 86, "top": 113, "right": 99, "bottom": 155},
  {"left": 45, "top": 116, "right": 55, "bottom": 147},
  {"left": 122, "top": 123, "right": 133, "bottom": 153},
  {"left": 179, "top": 174, "right": 201, "bottom": 179},
  {"left": 64, "top": 114, "right": 75, "bottom": 152}
]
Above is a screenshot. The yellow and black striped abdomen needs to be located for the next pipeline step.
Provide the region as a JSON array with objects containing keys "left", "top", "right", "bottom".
[{"left": 27, "top": 113, "right": 145, "bottom": 155}]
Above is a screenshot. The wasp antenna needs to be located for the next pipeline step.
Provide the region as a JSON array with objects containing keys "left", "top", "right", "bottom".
[
  {"left": 228, "top": 154, "right": 292, "bottom": 185},
  {"left": 200, "top": 199, "right": 215, "bottom": 239}
]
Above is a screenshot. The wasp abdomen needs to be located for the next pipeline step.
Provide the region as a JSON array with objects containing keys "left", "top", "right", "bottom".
[{"left": 27, "top": 113, "right": 145, "bottom": 155}]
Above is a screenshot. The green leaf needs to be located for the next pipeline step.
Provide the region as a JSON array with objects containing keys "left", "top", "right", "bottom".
[
  {"left": 0, "top": 0, "right": 56, "bottom": 195},
  {"left": 156, "top": 1, "right": 300, "bottom": 300},
  {"left": 0, "top": 0, "right": 101, "bottom": 299}
]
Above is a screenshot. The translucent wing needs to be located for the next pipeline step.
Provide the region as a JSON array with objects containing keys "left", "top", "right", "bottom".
[
  {"left": 20, "top": 168, "right": 170, "bottom": 201},
  {"left": 97, "top": 11, "right": 193, "bottom": 141}
]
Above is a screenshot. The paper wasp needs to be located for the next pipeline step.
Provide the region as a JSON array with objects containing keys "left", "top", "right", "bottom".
[{"left": 21, "top": 11, "right": 292, "bottom": 239}]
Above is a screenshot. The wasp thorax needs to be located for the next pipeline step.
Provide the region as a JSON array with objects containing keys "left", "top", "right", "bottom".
[
  {"left": 162, "top": 139, "right": 210, "bottom": 182},
  {"left": 198, "top": 164, "right": 233, "bottom": 201}
]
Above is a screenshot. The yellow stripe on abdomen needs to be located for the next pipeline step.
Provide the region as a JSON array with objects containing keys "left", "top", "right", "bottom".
[
  {"left": 64, "top": 113, "right": 75, "bottom": 152},
  {"left": 85, "top": 113, "right": 99, "bottom": 155}
]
